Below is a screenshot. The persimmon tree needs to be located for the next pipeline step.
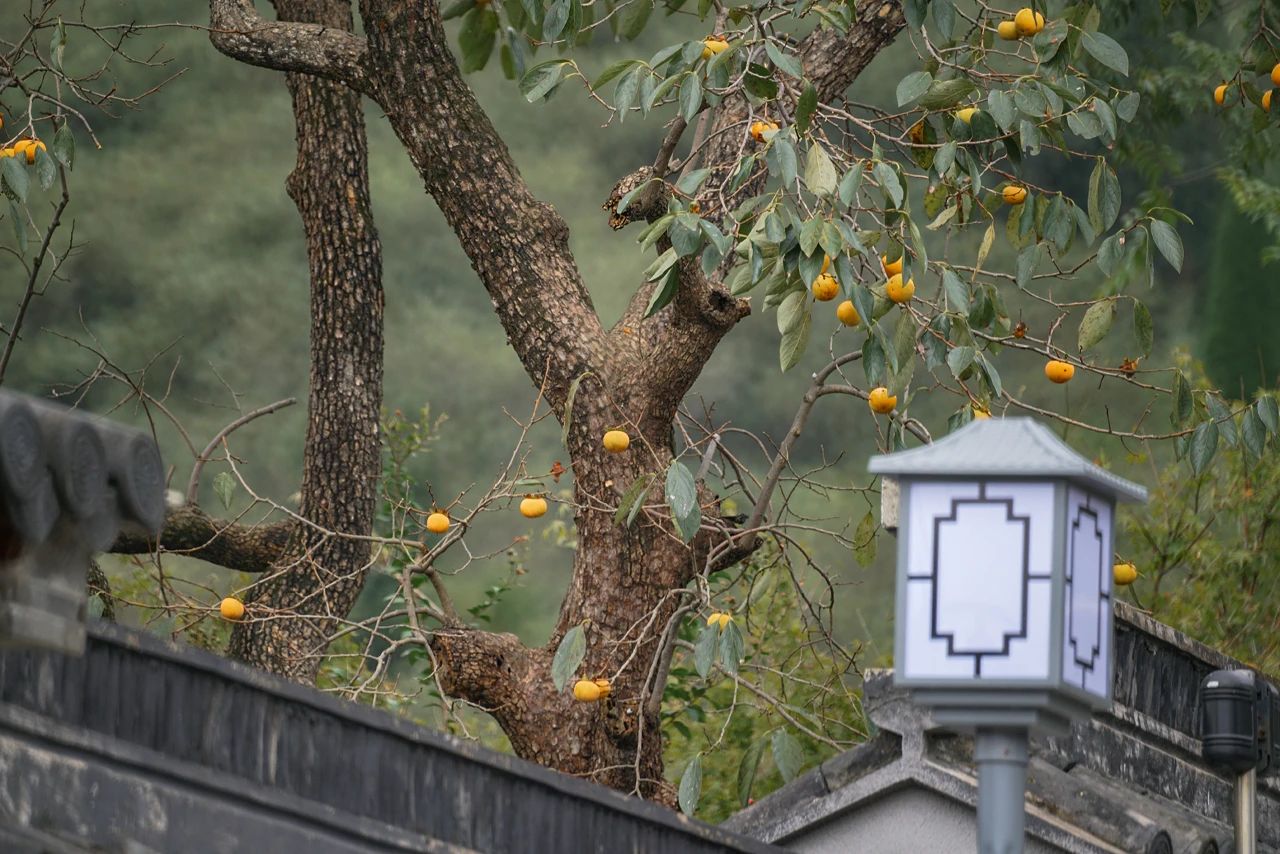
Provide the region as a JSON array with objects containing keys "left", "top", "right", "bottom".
[{"left": 11, "top": 0, "right": 1280, "bottom": 812}]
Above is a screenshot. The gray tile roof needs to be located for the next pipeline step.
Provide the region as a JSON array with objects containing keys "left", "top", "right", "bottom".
[{"left": 867, "top": 417, "right": 1148, "bottom": 503}]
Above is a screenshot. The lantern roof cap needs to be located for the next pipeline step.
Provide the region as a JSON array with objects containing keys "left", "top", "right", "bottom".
[{"left": 867, "top": 417, "right": 1147, "bottom": 503}]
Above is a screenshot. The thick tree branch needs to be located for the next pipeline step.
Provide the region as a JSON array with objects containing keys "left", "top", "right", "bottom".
[
  {"left": 618, "top": 250, "right": 749, "bottom": 432},
  {"left": 357, "top": 0, "right": 609, "bottom": 421},
  {"left": 605, "top": 9, "right": 905, "bottom": 417},
  {"left": 800, "top": 2, "right": 906, "bottom": 102},
  {"left": 430, "top": 626, "right": 533, "bottom": 713},
  {"left": 695, "top": 3, "right": 907, "bottom": 222},
  {"left": 208, "top": 0, "right": 369, "bottom": 87},
  {"left": 111, "top": 503, "right": 293, "bottom": 572}
]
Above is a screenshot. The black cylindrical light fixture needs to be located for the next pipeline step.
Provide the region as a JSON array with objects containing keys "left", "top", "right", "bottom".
[{"left": 1201, "top": 669, "right": 1263, "bottom": 774}]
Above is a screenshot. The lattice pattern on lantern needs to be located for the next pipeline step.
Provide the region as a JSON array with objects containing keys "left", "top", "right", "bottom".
[
  {"left": 902, "top": 480, "right": 1056, "bottom": 681},
  {"left": 1062, "top": 487, "right": 1112, "bottom": 699},
  {"left": 870, "top": 418, "right": 1148, "bottom": 733}
]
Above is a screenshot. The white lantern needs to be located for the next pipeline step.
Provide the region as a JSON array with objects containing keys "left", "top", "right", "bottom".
[
  {"left": 869, "top": 417, "right": 1149, "bottom": 852},
  {"left": 868, "top": 417, "right": 1147, "bottom": 733}
]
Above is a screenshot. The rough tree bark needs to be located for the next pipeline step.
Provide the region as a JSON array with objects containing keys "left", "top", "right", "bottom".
[
  {"left": 193, "top": 0, "right": 902, "bottom": 797},
  {"left": 222, "top": 0, "right": 386, "bottom": 681},
  {"left": 116, "top": 0, "right": 385, "bottom": 684}
]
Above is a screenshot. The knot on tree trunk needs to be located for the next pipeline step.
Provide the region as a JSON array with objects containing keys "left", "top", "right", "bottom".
[
  {"left": 603, "top": 166, "right": 666, "bottom": 230},
  {"left": 697, "top": 272, "right": 752, "bottom": 329}
]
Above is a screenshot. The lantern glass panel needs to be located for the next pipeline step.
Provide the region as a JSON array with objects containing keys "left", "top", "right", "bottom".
[
  {"left": 1061, "top": 487, "right": 1113, "bottom": 699},
  {"left": 901, "top": 480, "right": 1056, "bottom": 682}
]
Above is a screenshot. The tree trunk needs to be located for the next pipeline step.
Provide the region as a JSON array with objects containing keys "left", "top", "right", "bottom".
[
  {"left": 203, "top": 0, "right": 904, "bottom": 794},
  {"left": 226, "top": 0, "right": 385, "bottom": 682}
]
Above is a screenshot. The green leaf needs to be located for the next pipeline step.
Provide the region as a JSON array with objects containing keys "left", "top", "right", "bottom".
[
  {"left": 853, "top": 510, "right": 877, "bottom": 567},
  {"left": 1189, "top": 421, "right": 1219, "bottom": 474},
  {"left": 863, "top": 332, "right": 886, "bottom": 387},
  {"left": 520, "top": 60, "right": 567, "bottom": 102},
  {"left": 1015, "top": 243, "right": 1042, "bottom": 287},
  {"left": 680, "top": 74, "right": 703, "bottom": 123},
  {"left": 737, "top": 736, "right": 766, "bottom": 807},
  {"left": 442, "top": 0, "right": 474, "bottom": 20},
  {"left": 34, "top": 149, "right": 56, "bottom": 192},
  {"left": 1, "top": 158, "right": 29, "bottom": 204},
  {"left": 213, "top": 471, "right": 236, "bottom": 511},
  {"left": 744, "top": 63, "right": 779, "bottom": 100},
  {"left": 562, "top": 370, "right": 591, "bottom": 447},
  {"left": 771, "top": 135, "right": 798, "bottom": 188},
  {"left": 1081, "top": 30, "right": 1129, "bottom": 76},
  {"left": 896, "top": 70, "right": 933, "bottom": 107},
  {"left": 1093, "top": 97, "right": 1117, "bottom": 140},
  {"left": 988, "top": 89, "right": 1015, "bottom": 131},
  {"left": 615, "top": 68, "right": 641, "bottom": 121},
  {"left": 665, "top": 460, "right": 701, "bottom": 542},
  {"left": 764, "top": 41, "right": 804, "bottom": 79},
  {"left": 975, "top": 223, "right": 995, "bottom": 273},
  {"left": 694, "top": 623, "right": 718, "bottom": 678},
  {"left": 778, "top": 287, "right": 808, "bottom": 334},
  {"left": 978, "top": 353, "right": 1003, "bottom": 399},
  {"left": 1087, "top": 160, "right": 1121, "bottom": 234},
  {"left": 458, "top": 7, "right": 499, "bottom": 73},
  {"left": 51, "top": 125, "right": 74, "bottom": 170},
  {"left": 719, "top": 618, "right": 745, "bottom": 675},
  {"left": 1258, "top": 395, "right": 1280, "bottom": 434},
  {"left": 1172, "top": 370, "right": 1192, "bottom": 426},
  {"left": 804, "top": 143, "right": 838, "bottom": 197},
  {"left": 943, "top": 268, "right": 970, "bottom": 314},
  {"left": 839, "top": 167, "right": 864, "bottom": 206},
  {"left": 795, "top": 84, "right": 818, "bottom": 135},
  {"left": 1077, "top": 298, "right": 1116, "bottom": 351},
  {"left": 646, "top": 266, "right": 679, "bottom": 317},
  {"left": 620, "top": 0, "right": 653, "bottom": 39},
  {"left": 934, "top": 140, "right": 957, "bottom": 177},
  {"left": 932, "top": 0, "right": 956, "bottom": 38},
  {"left": 50, "top": 18, "right": 66, "bottom": 71},
  {"left": 593, "top": 59, "right": 638, "bottom": 89},
  {"left": 947, "top": 345, "right": 976, "bottom": 378},
  {"left": 918, "top": 78, "right": 977, "bottom": 110},
  {"left": 676, "top": 169, "right": 711, "bottom": 196},
  {"left": 1097, "top": 233, "right": 1123, "bottom": 276},
  {"left": 1132, "top": 299, "right": 1153, "bottom": 357},
  {"left": 1149, "top": 220, "right": 1184, "bottom": 273},
  {"left": 927, "top": 205, "right": 958, "bottom": 230},
  {"left": 771, "top": 730, "right": 805, "bottom": 783},
  {"left": 551, "top": 623, "right": 586, "bottom": 691},
  {"left": 542, "top": 0, "right": 571, "bottom": 40},
  {"left": 873, "top": 162, "right": 903, "bottom": 208},
  {"left": 1115, "top": 92, "right": 1140, "bottom": 122},
  {"left": 1205, "top": 394, "right": 1237, "bottom": 447},
  {"left": 678, "top": 754, "right": 703, "bottom": 816},
  {"left": 8, "top": 200, "right": 25, "bottom": 255},
  {"left": 1243, "top": 407, "right": 1267, "bottom": 457},
  {"left": 779, "top": 303, "right": 812, "bottom": 371},
  {"left": 614, "top": 474, "right": 652, "bottom": 526}
]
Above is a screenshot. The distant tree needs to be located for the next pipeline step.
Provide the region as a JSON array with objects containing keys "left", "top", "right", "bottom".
[
  {"left": 1201, "top": 202, "right": 1280, "bottom": 395},
  {"left": 1121, "top": 367, "right": 1280, "bottom": 676}
]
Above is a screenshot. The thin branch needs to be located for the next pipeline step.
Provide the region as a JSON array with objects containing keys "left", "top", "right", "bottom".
[{"left": 185, "top": 397, "right": 296, "bottom": 503}]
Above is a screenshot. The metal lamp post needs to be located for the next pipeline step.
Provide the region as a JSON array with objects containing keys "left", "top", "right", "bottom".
[{"left": 868, "top": 417, "right": 1148, "bottom": 854}]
